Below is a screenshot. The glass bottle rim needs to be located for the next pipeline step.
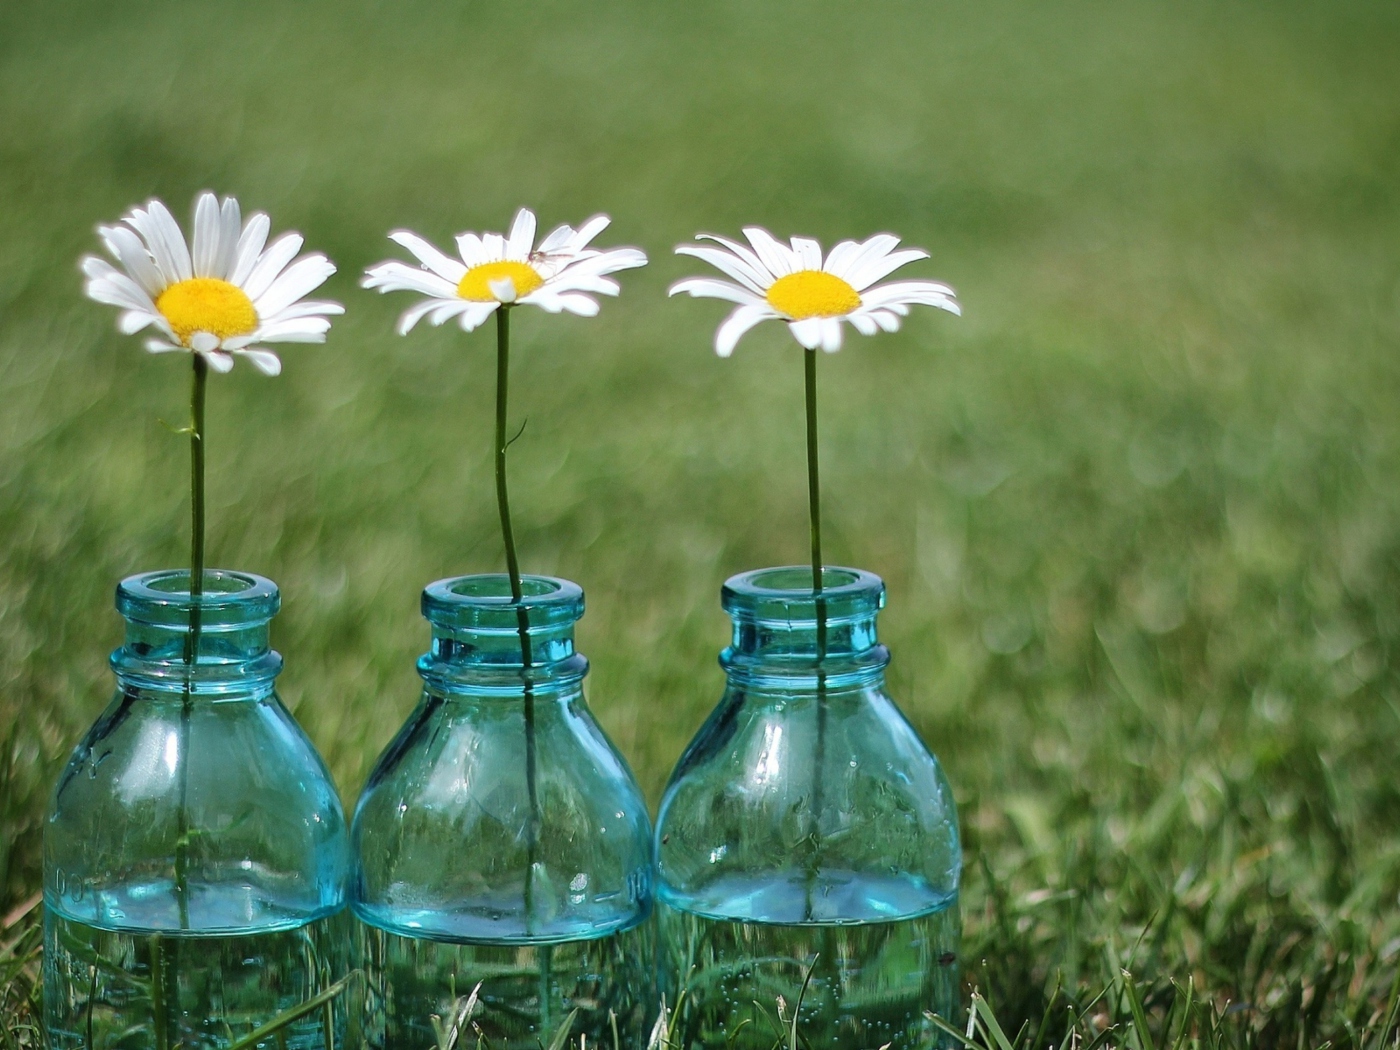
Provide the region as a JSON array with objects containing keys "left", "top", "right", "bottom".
[
  {"left": 722, "top": 565, "right": 885, "bottom": 624},
  {"left": 116, "top": 569, "right": 280, "bottom": 629},
  {"left": 422, "top": 573, "right": 585, "bottom": 631}
]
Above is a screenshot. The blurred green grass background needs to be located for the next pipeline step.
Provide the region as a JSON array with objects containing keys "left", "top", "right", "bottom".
[{"left": 3, "top": 0, "right": 1400, "bottom": 1043}]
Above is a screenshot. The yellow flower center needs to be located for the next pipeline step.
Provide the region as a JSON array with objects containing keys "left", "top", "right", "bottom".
[
  {"left": 456, "top": 261, "right": 545, "bottom": 302},
  {"left": 765, "top": 270, "right": 861, "bottom": 320},
  {"left": 155, "top": 278, "right": 258, "bottom": 346}
]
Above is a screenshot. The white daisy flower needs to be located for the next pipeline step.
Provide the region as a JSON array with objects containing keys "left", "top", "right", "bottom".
[
  {"left": 361, "top": 207, "right": 647, "bottom": 334},
  {"left": 81, "top": 192, "right": 343, "bottom": 376},
  {"left": 669, "top": 226, "right": 960, "bottom": 357}
]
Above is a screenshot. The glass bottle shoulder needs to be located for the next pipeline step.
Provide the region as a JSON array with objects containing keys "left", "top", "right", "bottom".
[
  {"left": 352, "top": 686, "right": 653, "bottom": 944},
  {"left": 656, "top": 678, "right": 960, "bottom": 924},
  {"left": 45, "top": 685, "right": 348, "bottom": 934}
]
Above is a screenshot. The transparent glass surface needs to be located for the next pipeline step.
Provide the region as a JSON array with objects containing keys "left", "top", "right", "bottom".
[
  {"left": 43, "top": 570, "right": 352, "bottom": 1050},
  {"left": 655, "top": 567, "right": 962, "bottom": 1050},
  {"left": 352, "top": 574, "right": 654, "bottom": 1049}
]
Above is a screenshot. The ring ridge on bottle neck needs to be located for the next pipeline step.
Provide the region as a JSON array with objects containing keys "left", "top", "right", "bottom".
[
  {"left": 418, "top": 573, "right": 588, "bottom": 694},
  {"left": 110, "top": 569, "right": 283, "bottom": 694},
  {"left": 719, "top": 566, "right": 890, "bottom": 688}
]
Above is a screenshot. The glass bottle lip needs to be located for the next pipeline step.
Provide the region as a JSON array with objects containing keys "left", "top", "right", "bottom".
[
  {"left": 116, "top": 569, "right": 280, "bottom": 629},
  {"left": 422, "top": 573, "right": 585, "bottom": 631},
  {"left": 722, "top": 566, "right": 886, "bottom": 625}
]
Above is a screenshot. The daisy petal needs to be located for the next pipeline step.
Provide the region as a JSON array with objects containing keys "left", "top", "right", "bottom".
[
  {"left": 190, "top": 332, "right": 221, "bottom": 354},
  {"left": 146, "top": 199, "right": 193, "bottom": 282},
  {"left": 675, "top": 245, "right": 769, "bottom": 294},
  {"left": 262, "top": 299, "right": 345, "bottom": 324},
  {"left": 869, "top": 309, "right": 902, "bottom": 332},
  {"left": 586, "top": 246, "right": 646, "bottom": 273},
  {"left": 840, "top": 235, "right": 901, "bottom": 289},
  {"left": 791, "top": 237, "right": 823, "bottom": 271},
  {"left": 668, "top": 277, "right": 763, "bottom": 305},
  {"left": 694, "top": 233, "right": 773, "bottom": 286},
  {"left": 202, "top": 349, "right": 236, "bottom": 373},
  {"left": 396, "top": 299, "right": 443, "bottom": 334},
  {"left": 848, "top": 312, "right": 879, "bottom": 336},
  {"left": 715, "top": 302, "right": 775, "bottom": 357},
  {"left": 82, "top": 256, "right": 118, "bottom": 281},
  {"left": 742, "top": 227, "right": 799, "bottom": 279},
  {"left": 545, "top": 273, "right": 621, "bottom": 297},
  {"left": 99, "top": 226, "right": 165, "bottom": 297},
  {"left": 862, "top": 279, "right": 960, "bottom": 313},
  {"left": 86, "top": 273, "right": 156, "bottom": 314},
  {"left": 536, "top": 222, "right": 577, "bottom": 255},
  {"left": 549, "top": 248, "right": 646, "bottom": 283},
  {"left": 427, "top": 300, "right": 472, "bottom": 326},
  {"left": 388, "top": 231, "right": 469, "bottom": 283},
  {"left": 819, "top": 318, "right": 843, "bottom": 352},
  {"left": 456, "top": 232, "right": 488, "bottom": 267},
  {"left": 558, "top": 293, "right": 601, "bottom": 316},
  {"left": 363, "top": 262, "right": 459, "bottom": 299},
  {"left": 192, "top": 192, "right": 222, "bottom": 278},
  {"left": 254, "top": 255, "right": 335, "bottom": 317},
  {"left": 217, "top": 196, "right": 242, "bottom": 280},
  {"left": 458, "top": 302, "right": 500, "bottom": 331},
  {"left": 145, "top": 339, "right": 184, "bottom": 354},
  {"left": 242, "top": 233, "right": 305, "bottom": 301},
  {"left": 566, "top": 214, "right": 612, "bottom": 253},
  {"left": 847, "top": 248, "right": 930, "bottom": 291},
  {"left": 255, "top": 317, "right": 332, "bottom": 342},
  {"left": 822, "top": 239, "right": 866, "bottom": 279},
  {"left": 506, "top": 208, "right": 537, "bottom": 261},
  {"left": 123, "top": 209, "right": 180, "bottom": 285},
  {"left": 118, "top": 310, "right": 159, "bottom": 335},
  {"left": 788, "top": 317, "right": 823, "bottom": 350},
  {"left": 230, "top": 213, "right": 271, "bottom": 286},
  {"left": 233, "top": 348, "right": 282, "bottom": 376}
]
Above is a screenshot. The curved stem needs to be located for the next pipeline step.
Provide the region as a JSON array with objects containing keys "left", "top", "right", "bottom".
[
  {"left": 495, "top": 309, "right": 523, "bottom": 605},
  {"left": 494, "top": 308, "right": 539, "bottom": 935},
  {"left": 803, "top": 348, "right": 828, "bottom": 921},
  {"left": 175, "top": 352, "right": 207, "bottom": 932}
]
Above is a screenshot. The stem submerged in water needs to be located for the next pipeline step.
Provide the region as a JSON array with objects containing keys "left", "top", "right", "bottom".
[
  {"left": 148, "top": 934, "right": 170, "bottom": 1050},
  {"left": 494, "top": 308, "right": 540, "bottom": 937},
  {"left": 803, "top": 348, "right": 828, "bottom": 922}
]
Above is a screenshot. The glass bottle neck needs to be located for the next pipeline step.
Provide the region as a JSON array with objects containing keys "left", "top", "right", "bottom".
[
  {"left": 719, "top": 566, "right": 889, "bottom": 689},
  {"left": 416, "top": 573, "right": 588, "bottom": 696},
  {"left": 110, "top": 569, "right": 282, "bottom": 696}
]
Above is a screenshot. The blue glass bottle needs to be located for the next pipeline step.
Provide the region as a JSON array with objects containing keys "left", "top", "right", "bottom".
[
  {"left": 43, "top": 570, "right": 353, "bottom": 1050},
  {"left": 352, "top": 575, "right": 653, "bottom": 1050},
  {"left": 655, "top": 567, "right": 961, "bottom": 1050}
]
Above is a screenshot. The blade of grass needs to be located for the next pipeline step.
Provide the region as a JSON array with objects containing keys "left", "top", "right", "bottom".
[
  {"left": 1120, "top": 969, "right": 1157, "bottom": 1050},
  {"left": 790, "top": 957, "right": 817, "bottom": 1050},
  {"left": 224, "top": 970, "right": 360, "bottom": 1050},
  {"left": 544, "top": 1008, "right": 580, "bottom": 1050},
  {"left": 972, "top": 992, "right": 1018, "bottom": 1050}
]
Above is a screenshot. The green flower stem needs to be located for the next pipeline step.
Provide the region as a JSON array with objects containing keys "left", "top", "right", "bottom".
[
  {"left": 175, "top": 352, "right": 208, "bottom": 933},
  {"left": 805, "top": 348, "right": 823, "bottom": 602},
  {"left": 494, "top": 307, "right": 540, "bottom": 936},
  {"left": 148, "top": 934, "right": 170, "bottom": 1050},
  {"left": 803, "top": 347, "right": 828, "bottom": 922}
]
